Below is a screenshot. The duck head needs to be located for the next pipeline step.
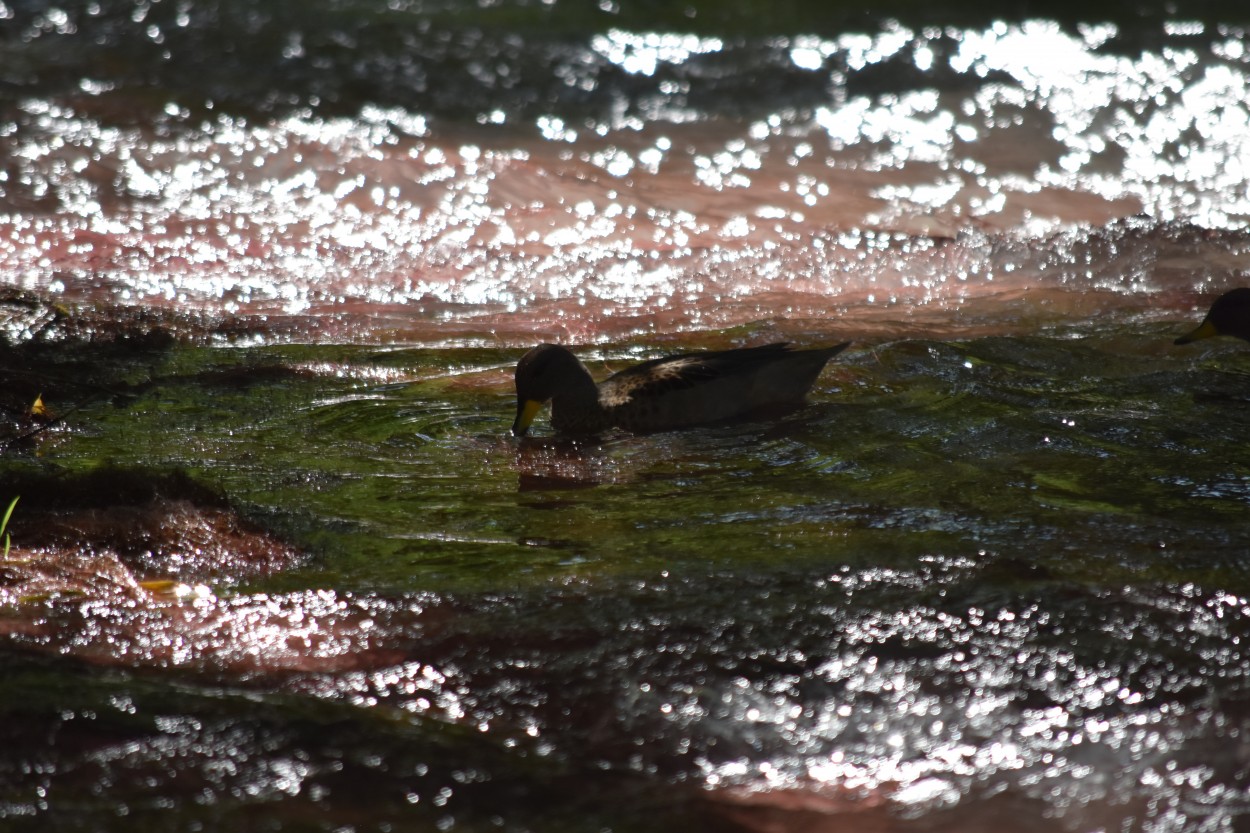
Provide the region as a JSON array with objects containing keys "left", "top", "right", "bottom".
[{"left": 512, "top": 344, "right": 589, "bottom": 436}]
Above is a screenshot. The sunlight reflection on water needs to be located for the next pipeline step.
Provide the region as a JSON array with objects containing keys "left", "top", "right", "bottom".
[
  {"left": 2, "top": 20, "right": 1250, "bottom": 338},
  {"left": 5, "top": 9, "right": 1250, "bottom": 832}
]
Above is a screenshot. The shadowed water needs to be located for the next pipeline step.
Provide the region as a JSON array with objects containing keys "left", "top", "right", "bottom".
[
  {"left": 3, "top": 331, "right": 1249, "bottom": 831},
  {"left": 2, "top": 2, "right": 1250, "bottom": 832}
]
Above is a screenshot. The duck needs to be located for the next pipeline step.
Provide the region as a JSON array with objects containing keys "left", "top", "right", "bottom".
[
  {"left": 512, "top": 341, "right": 851, "bottom": 436},
  {"left": 1175, "top": 288, "right": 1250, "bottom": 345}
]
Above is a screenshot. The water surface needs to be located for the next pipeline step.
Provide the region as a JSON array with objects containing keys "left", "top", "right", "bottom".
[{"left": 2, "top": 2, "right": 1250, "bottom": 831}]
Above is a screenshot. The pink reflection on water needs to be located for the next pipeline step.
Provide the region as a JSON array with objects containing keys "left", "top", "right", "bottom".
[
  {"left": 3, "top": 20, "right": 1250, "bottom": 832},
  {"left": 0, "top": 492, "right": 421, "bottom": 674},
  {"left": 7, "top": 22, "right": 1250, "bottom": 346}
]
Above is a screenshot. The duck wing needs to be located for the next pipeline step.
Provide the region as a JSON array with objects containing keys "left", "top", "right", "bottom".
[
  {"left": 599, "top": 342, "right": 849, "bottom": 430},
  {"left": 599, "top": 343, "right": 794, "bottom": 400}
]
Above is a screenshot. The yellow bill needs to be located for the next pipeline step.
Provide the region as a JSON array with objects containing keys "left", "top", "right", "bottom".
[
  {"left": 512, "top": 399, "right": 543, "bottom": 436},
  {"left": 1174, "top": 319, "right": 1220, "bottom": 345}
]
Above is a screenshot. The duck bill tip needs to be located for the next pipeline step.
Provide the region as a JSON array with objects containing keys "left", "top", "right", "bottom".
[
  {"left": 1175, "top": 320, "right": 1218, "bottom": 345},
  {"left": 512, "top": 399, "right": 542, "bottom": 436}
]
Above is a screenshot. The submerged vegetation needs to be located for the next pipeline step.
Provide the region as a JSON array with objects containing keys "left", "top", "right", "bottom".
[
  {"left": 3, "top": 1, "right": 1250, "bottom": 830},
  {"left": 1, "top": 310, "right": 1250, "bottom": 829},
  {"left": 1, "top": 497, "right": 16, "bottom": 558}
]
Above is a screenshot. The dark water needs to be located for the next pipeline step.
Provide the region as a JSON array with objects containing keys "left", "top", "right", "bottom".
[{"left": 3, "top": 2, "right": 1250, "bottom": 832}]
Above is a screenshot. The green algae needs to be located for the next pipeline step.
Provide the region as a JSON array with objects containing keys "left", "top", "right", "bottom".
[
  {"left": 5, "top": 327, "right": 1250, "bottom": 598},
  {"left": 3, "top": 324, "right": 1250, "bottom": 831}
]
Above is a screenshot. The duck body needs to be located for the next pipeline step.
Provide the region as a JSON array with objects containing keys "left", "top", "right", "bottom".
[
  {"left": 1175, "top": 288, "right": 1250, "bottom": 344},
  {"left": 513, "top": 341, "right": 850, "bottom": 436}
]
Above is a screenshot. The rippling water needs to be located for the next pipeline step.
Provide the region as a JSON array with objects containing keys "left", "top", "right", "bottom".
[
  {"left": 5, "top": 7, "right": 1250, "bottom": 341},
  {"left": 2, "top": 2, "right": 1250, "bottom": 831}
]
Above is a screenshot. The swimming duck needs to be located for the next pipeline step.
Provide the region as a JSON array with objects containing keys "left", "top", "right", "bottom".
[
  {"left": 1175, "top": 288, "right": 1250, "bottom": 344},
  {"left": 512, "top": 342, "right": 851, "bottom": 436}
]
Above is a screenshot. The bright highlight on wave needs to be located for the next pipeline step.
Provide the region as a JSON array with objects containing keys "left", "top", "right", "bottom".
[{"left": 1, "top": 20, "right": 1249, "bottom": 340}]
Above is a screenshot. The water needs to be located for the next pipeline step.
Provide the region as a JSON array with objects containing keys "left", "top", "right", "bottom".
[{"left": 3, "top": 2, "right": 1250, "bottom": 831}]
